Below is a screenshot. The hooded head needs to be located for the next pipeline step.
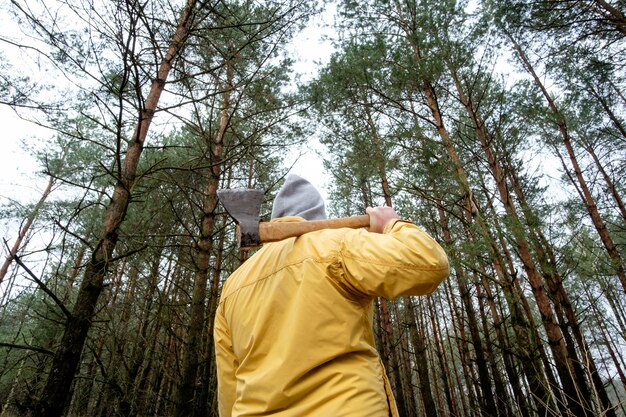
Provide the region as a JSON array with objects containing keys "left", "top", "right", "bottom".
[{"left": 271, "top": 174, "right": 327, "bottom": 221}]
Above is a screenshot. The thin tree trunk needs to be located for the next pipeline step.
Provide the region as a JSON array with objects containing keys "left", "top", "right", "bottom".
[
  {"left": 451, "top": 63, "right": 595, "bottom": 415},
  {"left": 380, "top": 298, "right": 409, "bottom": 416},
  {"left": 585, "top": 143, "right": 626, "bottom": 223},
  {"left": 583, "top": 285, "right": 626, "bottom": 389},
  {"left": 446, "top": 278, "right": 481, "bottom": 417},
  {"left": 510, "top": 35, "right": 626, "bottom": 294},
  {"left": 196, "top": 216, "right": 227, "bottom": 417},
  {"left": 61, "top": 246, "right": 85, "bottom": 304},
  {"left": 364, "top": 107, "right": 393, "bottom": 207},
  {"left": 33, "top": 2, "right": 199, "bottom": 415},
  {"left": 174, "top": 56, "right": 233, "bottom": 416},
  {"left": 406, "top": 297, "right": 438, "bottom": 417},
  {"left": 129, "top": 252, "right": 166, "bottom": 416},
  {"left": 442, "top": 281, "right": 471, "bottom": 416},
  {"left": 144, "top": 258, "right": 177, "bottom": 416},
  {"left": 601, "top": 277, "right": 626, "bottom": 338},
  {"left": 362, "top": 132, "right": 408, "bottom": 412},
  {"left": 473, "top": 271, "right": 513, "bottom": 417},
  {"left": 426, "top": 294, "right": 458, "bottom": 416},
  {"left": 486, "top": 195, "right": 560, "bottom": 416},
  {"left": 481, "top": 271, "right": 530, "bottom": 417},
  {"left": 393, "top": 302, "right": 418, "bottom": 417},
  {"left": 0, "top": 176, "right": 54, "bottom": 284},
  {"left": 502, "top": 149, "right": 617, "bottom": 416},
  {"left": 408, "top": 47, "right": 497, "bottom": 414}
]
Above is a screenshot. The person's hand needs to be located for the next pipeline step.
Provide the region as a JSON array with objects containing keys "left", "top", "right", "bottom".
[{"left": 366, "top": 206, "right": 400, "bottom": 233}]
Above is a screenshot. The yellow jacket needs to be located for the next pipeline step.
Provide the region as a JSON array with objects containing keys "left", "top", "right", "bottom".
[{"left": 214, "top": 217, "right": 449, "bottom": 417}]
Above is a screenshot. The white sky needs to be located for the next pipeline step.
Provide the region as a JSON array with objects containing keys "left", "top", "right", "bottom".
[
  {"left": 0, "top": 5, "right": 47, "bottom": 206},
  {"left": 280, "top": 5, "right": 336, "bottom": 200}
]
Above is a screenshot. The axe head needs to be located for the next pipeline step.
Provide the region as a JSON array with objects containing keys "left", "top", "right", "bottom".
[{"left": 217, "top": 188, "right": 264, "bottom": 248}]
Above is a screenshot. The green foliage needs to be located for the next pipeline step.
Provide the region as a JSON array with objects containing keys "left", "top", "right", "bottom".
[{"left": 0, "top": 287, "right": 65, "bottom": 411}]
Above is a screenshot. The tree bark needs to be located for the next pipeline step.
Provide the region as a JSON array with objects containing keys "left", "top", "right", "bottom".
[
  {"left": 585, "top": 143, "right": 626, "bottom": 224},
  {"left": 33, "top": 2, "right": 199, "bottom": 415},
  {"left": 406, "top": 38, "right": 499, "bottom": 413},
  {"left": 482, "top": 188, "right": 560, "bottom": 416},
  {"left": 510, "top": 35, "right": 626, "bottom": 294},
  {"left": 502, "top": 150, "right": 616, "bottom": 416},
  {"left": 444, "top": 278, "right": 479, "bottom": 415},
  {"left": 474, "top": 271, "right": 514, "bottom": 417},
  {"left": 406, "top": 297, "right": 439, "bottom": 417},
  {"left": 174, "top": 55, "right": 233, "bottom": 416},
  {"left": 451, "top": 62, "right": 597, "bottom": 416},
  {"left": 0, "top": 176, "right": 54, "bottom": 285}
]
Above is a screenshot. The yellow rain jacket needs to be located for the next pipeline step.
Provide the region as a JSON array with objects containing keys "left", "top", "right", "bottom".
[{"left": 214, "top": 217, "right": 449, "bottom": 417}]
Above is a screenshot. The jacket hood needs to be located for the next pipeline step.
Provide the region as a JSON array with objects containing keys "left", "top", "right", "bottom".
[{"left": 271, "top": 174, "right": 327, "bottom": 220}]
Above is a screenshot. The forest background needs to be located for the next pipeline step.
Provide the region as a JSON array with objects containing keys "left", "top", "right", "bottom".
[{"left": 0, "top": 0, "right": 625, "bottom": 417}]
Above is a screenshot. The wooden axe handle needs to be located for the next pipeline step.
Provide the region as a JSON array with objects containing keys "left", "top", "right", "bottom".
[{"left": 258, "top": 215, "right": 370, "bottom": 243}]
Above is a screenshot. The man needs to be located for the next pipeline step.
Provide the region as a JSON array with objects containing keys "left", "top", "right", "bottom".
[{"left": 214, "top": 174, "right": 449, "bottom": 417}]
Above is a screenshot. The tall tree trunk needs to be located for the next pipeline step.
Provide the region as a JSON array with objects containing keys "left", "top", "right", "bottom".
[
  {"left": 432, "top": 195, "right": 496, "bottom": 416},
  {"left": 393, "top": 302, "right": 418, "bottom": 417},
  {"left": 452, "top": 62, "right": 596, "bottom": 415},
  {"left": 380, "top": 298, "right": 409, "bottom": 416},
  {"left": 174, "top": 56, "right": 233, "bottom": 416},
  {"left": 147, "top": 258, "right": 178, "bottom": 416},
  {"left": 480, "top": 270, "right": 530, "bottom": 417},
  {"left": 501, "top": 150, "right": 617, "bottom": 416},
  {"left": 407, "top": 43, "right": 499, "bottom": 413},
  {"left": 482, "top": 189, "right": 560, "bottom": 416},
  {"left": 32, "top": 2, "right": 199, "bottom": 415},
  {"left": 473, "top": 270, "right": 514, "bottom": 417},
  {"left": 442, "top": 280, "right": 473, "bottom": 416},
  {"left": 364, "top": 107, "right": 393, "bottom": 207},
  {"left": 584, "top": 142, "right": 626, "bottom": 224},
  {"left": 425, "top": 295, "right": 457, "bottom": 416},
  {"left": 510, "top": 35, "right": 626, "bottom": 294},
  {"left": 584, "top": 286, "right": 626, "bottom": 389},
  {"left": 444, "top": 278, "right": 480, "bottom": 416},
  {"left": 406, "top": 297, "right": 438, "bottom": 417},
  {"left": 361, "top": 133, "right": 409, "bottom": 413},
  {"left": 129, "top": 254, "right": 166, "bottom": 416},
  {"left": 196, "top": 216, "right": 227, "bottom": 417}
]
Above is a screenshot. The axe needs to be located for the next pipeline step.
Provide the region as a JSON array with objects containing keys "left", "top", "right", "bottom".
[{"left": 217, "top": 188, "right": 370, "bottom": 248}]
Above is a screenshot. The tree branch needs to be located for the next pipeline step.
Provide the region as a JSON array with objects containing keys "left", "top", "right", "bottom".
[
  {"left": 3, "top": 239, "right": 73, "bottom": 321},
  {"left": 0, "top": 342, "right": 54, "bottom": 356}
]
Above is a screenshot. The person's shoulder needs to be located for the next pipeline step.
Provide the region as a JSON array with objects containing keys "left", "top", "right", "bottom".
[{"left": 219, "top": 245, "right": 272, "bottom": 301}]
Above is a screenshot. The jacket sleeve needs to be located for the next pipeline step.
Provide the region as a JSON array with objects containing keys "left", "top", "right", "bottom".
[
  {"left": 337, "top": 219, "right": 449, "bottom": 299},
  {"left": 214, "top": 305, "right": 238, "bottom": 417}
]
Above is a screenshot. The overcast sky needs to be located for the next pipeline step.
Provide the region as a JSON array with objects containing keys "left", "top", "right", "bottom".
[{"left": 0, "top": 5, "right": 49, "bottom": 206}]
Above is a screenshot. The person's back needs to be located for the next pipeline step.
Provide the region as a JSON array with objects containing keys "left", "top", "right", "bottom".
[{"left": 214, "top": 175, "right": 449, "bottom": 417}]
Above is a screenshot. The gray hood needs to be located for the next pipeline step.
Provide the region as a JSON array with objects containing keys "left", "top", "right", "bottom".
[{"left": 271, "top": 174, "right": 327, "bottom": 220}]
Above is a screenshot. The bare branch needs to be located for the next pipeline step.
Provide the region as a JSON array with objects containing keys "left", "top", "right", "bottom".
[
  {"left": 0, "top": 342, "right": 54, "bottom": 356},
  {"left": 3, "top": 239, "right": 73, "bottom": 321}
]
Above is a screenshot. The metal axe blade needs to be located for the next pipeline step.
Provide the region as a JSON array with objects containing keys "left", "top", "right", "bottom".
[{"left": 217, "top": 188, "right": 265, "bottom": 248}]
